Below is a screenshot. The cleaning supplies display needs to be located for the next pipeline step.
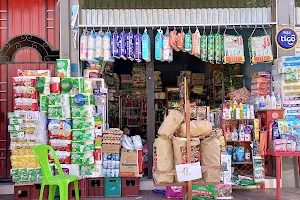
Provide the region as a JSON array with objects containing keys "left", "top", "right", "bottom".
[{"left": 222, "top": 101, "right": 255, "bottom": 120}]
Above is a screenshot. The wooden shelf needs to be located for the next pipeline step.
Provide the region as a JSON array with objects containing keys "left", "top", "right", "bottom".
[{"left": 232, "top": 161, "right": 253, "bottom": 165}]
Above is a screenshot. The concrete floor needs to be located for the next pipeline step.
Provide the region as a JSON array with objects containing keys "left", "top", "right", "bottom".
[{"left": 3, "top": 189, "right": 300, "bottom": 199}]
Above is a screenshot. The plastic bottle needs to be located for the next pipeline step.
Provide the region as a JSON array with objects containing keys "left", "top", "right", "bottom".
[
  {"left": 259, "top": 96, "right": 266, "bottom": 109},
  {"left": 238, "top": 124, "right": 245, "bottom": 141},
  {"left": 236, "top": 104, "right": 240, "bottom": 119},
  {"left": 232, "top": 126, "right": 238, "bottom": 141},
  {"left": 271, "top": 95, "right": 277, "bottom": 109},
  {"left": 232, "top": 101, "right": 237, "bottom": 119},
  {"left": 240, "top": 103, "right": 244, "bottom": 119},
  {"left": 266, "top": 95, "right": 271, "bottom": 109},
  {"left": 245, "top": 149, "right": 251, "bottom": 161}
]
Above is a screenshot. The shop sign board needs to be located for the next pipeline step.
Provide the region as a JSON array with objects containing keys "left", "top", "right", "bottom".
[{"left": 275, "top": 27, "right": 298, "bottom": 50}]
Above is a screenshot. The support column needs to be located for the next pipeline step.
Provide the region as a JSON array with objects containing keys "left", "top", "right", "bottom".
[
  {"left": 147, "top": 28, "right": 155, "bottom": 179},
  {"left": 59, "top": 0, "right": 70, "bottom": 59}
]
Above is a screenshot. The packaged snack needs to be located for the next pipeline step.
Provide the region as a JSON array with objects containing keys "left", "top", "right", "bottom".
[
  {"left": 192, "top": 29, "right": 201, "bottom": 58},
  {"left": 177, "top": 30, "right": 185, "bottom": 52},
  {"left": 119, "top": 31, "right": 127, "bottom": 60},
  {"left": 95, "top": 30, "right": 104, "bottom": 59},
  {"left": 80, "top": 31, "right": 88, "bottom": 61},
  {"left": 214, "top": 33, "right": 223, "bottom": 64},
  {"left": 208, "top": 33, "right": 215, "bottom": 63},
  {"left": 187, "top": 185, "right": 216, "bottom": 200},
  {"left": 111, "top": 31, "right": 119, "bottom": 58},
  {"left": 56, "top": 59, "right": 71, "bottom": 78},
  {"left": 142, "top": 28, "right": 151, "bottom": 62},
  {"left": 184, "top": 29, "right": 192, "bottom": 53},
  {"left": 223, "top": 34, "right": 245, "bottom": 64},
  {"left": 200, "top": 33, "right": 208, "bottom": 62},
  {"left": 249, "top": 34, "right": 273, "bottom": 64},
  {"left": 103, "top": 31, "right": 115, "bottom": 62},
  {"left": 134, "top": 31, "right": 142, "bottom": 62},
  {"left": 169, "top": 29, "right": 180, "bottom": 51},
  {"left": 126, "top": 31, "right": 135, "bottom": 61},
  {"left": 155, "top": 29, "right": 164, "bottom": 61},
  {"left": 87, "top": 31, "right": 97, "bottom": 62},
  {"left": 163, "top": 29, "right": 173, "bottom": 62}
]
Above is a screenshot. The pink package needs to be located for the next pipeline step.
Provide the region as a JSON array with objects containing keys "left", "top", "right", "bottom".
[
  {"left": 165, "top": 186, "right": 183, "bottom": 199},
  {"left": 274, "top": 139, "right": 287, "bottom": 152}
]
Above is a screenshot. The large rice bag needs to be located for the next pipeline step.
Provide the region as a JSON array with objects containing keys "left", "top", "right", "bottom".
[
  {"left": 158, "top": 110, "right": 184, "bottom": 137},
  {"left": 153, "top": 137, "right": 174, "bottom": 184},
  {"left": 173, "top": 137, "right": 201, "bottom": 166},
  {"left": 179, "top": 120, "right": 212, "bottom": 137},
  {"left": 200, "top": 137, "right": 221, "bottom": 182}
]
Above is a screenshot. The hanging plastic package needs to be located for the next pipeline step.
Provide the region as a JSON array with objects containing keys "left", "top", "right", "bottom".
[
  {"left": 223, "top": 34, "right": 245, "bottom": 64},
  {"left": 248, "top": 31, "right": 273, "bottom": 64},
  {"left": 214, "top": 33, "right": 223, "bottom": 64},
  {"left": 134, "top": 31, "right": 142, "bottom": 62},
  {"left": 208, "top": 33, "right": 215, "bottom": 63},
  {"left": 95, "top": 31, "right": 104, "bottom": 60},
  {"left": 80, "top": 31, "right": 88, "bottom": 61},
  {"left": 192, "top": 29, "right": 201, "bottom": 58},
  {"left": 184, "top": 29, "right": 192, "bottom": 53},
  {"left": 169, "top": 29, "right": 180, "bottom": 51},
  {"left": 200, "top": 33, "right": 208, "bottom": 62},
  {"left": 103, "top": 31, "right": 115, "bottom": 62},
  {"left": 155, "top": 29, "right": 164, "bottom": 61},
  {"left": 111, "top": 30, "right": 120, "bottom": 59},
  {"left": 119, "top": 31, "right": 127, "bottom": 60},
  {"left": 142, "top": 28, "right": 151, "bottom": 62},
  {"left": 163, "top": 29, "right": 173, "bottom": 62},
  {"left": 88, "top": 30, "right": 97, "bottom": 62},
  {"left": 126, "top": 30, "right": 135, "bottom": 61},
  {"left": 177, "top": 30, "right": 185, "bottom": 52}
]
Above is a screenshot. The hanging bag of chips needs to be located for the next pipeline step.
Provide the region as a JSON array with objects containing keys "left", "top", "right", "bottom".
[
  {"left": 223, "top": 28, "right": 245, "bottom": 64},
  {"left": 103, "top": 30, "right": 115, "bottom": 62},
  {"left": 111, "top": 29, "right": 120, "bottom": 58},
  {"left": 192, "top": 28, "right": 201, "bottom": 58},
  {"left": 208, "top": 30, "right": 215, "bottom": 63},
  {"left": 142, "top": 28, "right": 151, "bottom": 62},
  {"left": 184, "top": 28, "right": 192, "bottom": 54},
  {"left": 155, "top": 29, "right": 164, "bottom": 61},
  {"left": 214, "top": 32, "right": 223, "bottom": 64},
  {"left": 200, "top": 29, "right": 208, "bottom": 62},
  {"left": 163, "top": 29, "right": 173, "bottom": 62},
  {"left": 80, "top": 30, "right": 88, "bottom": 61},
  {"left": 88, "top": 30, "right": 97, "bottom": 62},
  {"left": 177, "top": 29, "right": 185, "bottom": 52},
  {"left": 126, "top": 29, "right": 135, "bottom": 61},
  {"left": 95, "top": 30, "right": 104, "bottom": 60},
  {"left": 248, "top": 27, "right": 273, "bottom": 64},
  {"left": 134, "top": 29, "right": 142, "bottom": 63},
  {"left": 119, "top": 30, "right": 127, "bottom": 60},
  {"left": 169, "top": 29, "right": 180, "bottom": 51}
]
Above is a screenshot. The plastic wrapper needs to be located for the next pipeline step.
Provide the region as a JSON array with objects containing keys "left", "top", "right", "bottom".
[
  {"left": 177, "top": 31, "right": 185, "bottom": 51},
  {"left": 229, "top": 87, "right": 251, "bottom": 104},
  {"left": 121, "top": 135, "right": 135, "bottom": 150},
  {"left": 192, "top": 29, "right": 201, "bottom": 58},
  {"left": 249, "top": 35, "right": 273, "bottom": 64},
  {"left": 184, "top": 30, "right": 192, "bottom": 53},
  {"left": 119, "top": 31, "right": 127, "bottom": 60},
  {"left": 134, "top": 31, "right": 142, "bottom": 62},
  {"left": 155, "top": 29, "right": 164, "bottom": 61},
  {"left": 187, "top": 185, "right": 216, "bottom": 200},
  {"left": 200, "top": 33, "right": 208, "bottom": 62},
  {"left": 223, "top": 34, "right": 245, "bottom": 64},
  {"left": 131, "top": 135, "right": 143, "bottom": 150},
  {"left": 208, "top": 34, "right": 215, "bottom": 63},
  {"left": 214, "top": 33, "right": 223, "bottom": 64},
  {"left": 142, "top": 29, "right": 151, "bottom": 62},
  {"left": 87, "top": 31, "right": 97, "bottom": 62},
  {"left": 126, "top": 31, "right": 135, "bottom": 61},
  {"left": 80, "top": 31, "right": 88, "bottom": 61},
  {"left": 95, "top": 31, "right": 104, "bottom": 60},
  {"left": 49, "top": 139, "right": 71, "bottom": 152},
  {"left": 111, "top": 31, "right": 120, "bottom": 58},
  {"left": 169, "top": 29, "right": 180, "bottom": 51},
  {"left": 163, "top": 29, "right": 173, "bottom": 62},
  {"left": 103, "top": 31, "right": 115, "bottom": 62}
]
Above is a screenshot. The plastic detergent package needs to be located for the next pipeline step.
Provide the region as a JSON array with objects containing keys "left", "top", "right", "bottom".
[
  {"left": 87, "top": 30, "right": 97, "bottom": 62},
  {"left": 200, "top": 33, "right": 208, "bottom": 62},
  {"left": 134, "top": 31, "right": 142, "bottom": 62},
  {"left": 177, "top": 31, "right": 185, "bottom": 51},
  {"left": 103, "top": 31, "right": 115, "bottom": 62},
  {"left": 223, "top": 34, "right": 245, "bottom": 64},
  {"left": 249, "top": 35, "right": 273, "bottom": 64},
  {"left": 155, "top": 29, "right": 164, "bottom": 61},
  {"left": 169, "top": 29, "right": 179, "bottom": 51},
  {"left": 214, "top": 33, "right": 223, "bottom": 64},
  {"left": 119, "top": 31, "right": 127, "bottom": 60},
  {"left": 184, "top": 30, "right": 192, "bottom": 53},
  {"left": 192, "top": 29, "right": 201, "bottom": 58},
  {"left": 142, "top": 29, "right": 151, "bottom": 62},
  {"left": 163, "top": 29, "right": 173, "bottom": 62},
  {"left": 126, "top": 31, "right": 135, "bottom": 61},
  {"left": 80, "top": 31, "right": 88, "bottom": 61},
  {"left": 208, "top": 33, "right": 215, "bottom": 63},
  {"left": 95, "top": 31, "right": 104, "bottom": 60},
  {"left": 111, "top": 31, "right": 120, "bottom": 58},
  {"left": 187, "top": 185, "right": 216, "bottom": 200}
]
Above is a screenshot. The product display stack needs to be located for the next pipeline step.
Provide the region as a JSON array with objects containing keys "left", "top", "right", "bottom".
[
  {"left": 132, "top": 64, "right": 146, "bottom": 88},
  {"left": 250, "top": 72, "right": 271, "bottom": 97}
]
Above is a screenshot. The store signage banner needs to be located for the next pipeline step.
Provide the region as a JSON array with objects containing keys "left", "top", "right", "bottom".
[
  {"left": 175, "top": 162, "right": 202, "bottom": 182},
  {"left": 275, "top": 27, "right": 298, "bottom": 50}
]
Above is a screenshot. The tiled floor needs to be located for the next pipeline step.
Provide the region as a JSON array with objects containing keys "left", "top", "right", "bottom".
[{"left": 4, "top": 189, "right": 300, "bottom": 199}]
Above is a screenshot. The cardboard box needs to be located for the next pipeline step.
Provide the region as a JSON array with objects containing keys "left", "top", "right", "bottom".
[
  {"left": 120, "top": 149, "right": 139, "bottom": 177},
  {"left": 102, "top": 144, "right": 121, "bottom": 153}
]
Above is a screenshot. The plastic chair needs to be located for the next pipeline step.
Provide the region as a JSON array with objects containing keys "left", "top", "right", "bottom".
[{"left": 33, "top": 144, "right": 79, "bottom": 200}]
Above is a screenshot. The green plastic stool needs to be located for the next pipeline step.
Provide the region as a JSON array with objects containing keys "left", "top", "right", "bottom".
[{"left": 33, "top": 144, "right": 79, "bottom": 200}]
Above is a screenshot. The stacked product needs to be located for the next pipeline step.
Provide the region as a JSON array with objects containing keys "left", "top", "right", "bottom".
[
  {"left": 120, "top": 74, "right": 132, "bottom": 89},
  {"left": 132, "top": 64, "right": 146, "bottom": 88},
  {"left": 251, "top": 72, "right": 271, "bottom": 97},
  {"left": 102, "top": 129, "right": 123, "bottom": 177},
  {"left": 83, "top": 63, "right": 102, "bottom": 79},
  {"left": 154, "top": 71, "right": 162, "bottom": 89},
  {"left": 192, "top": 73, "right": 205, "bottom": 86}
]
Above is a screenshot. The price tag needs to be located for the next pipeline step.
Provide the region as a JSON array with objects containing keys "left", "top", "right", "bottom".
[{"left": 175, "top": 162, "right": 202, "bottom": 182}]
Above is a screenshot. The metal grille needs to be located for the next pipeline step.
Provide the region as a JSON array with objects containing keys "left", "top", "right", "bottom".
[{"left": 79, "top": 0, "right": 272, "bottom": 9}]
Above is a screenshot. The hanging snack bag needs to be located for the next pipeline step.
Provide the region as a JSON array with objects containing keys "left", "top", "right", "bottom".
[
  {"left": 134, "top": 31, "right": 142, "bottom": 62},
  {"left": 177, "top": 30, "right": 185, "bottom": 52},
  {"left": 184, "top": 29, "right": 192, "bottom": 53},
  {"left": 208, "top": 33, "right": 215, "bottom": 63},
  {"left": 169, "top": 29, "right": 180, "bottom": 51},
  {"left": 111, "top": 31, "right": 120, "bottom": 59},
  {"left": 87, "top": 30, "right": 97, "bottom": 62},
  {"left": 103, "top": 31, "right": 115, "bottom": 62},
  {"left": 192, "top": 29, "right": 201, "bottom": 58},
  {"left": 126, "top": 30, "right": 135, "bottom": 61},
  {"left": 119, "top": 31, "right": 127, "bottom": 60},
  {"left": 155, "top": 29, "right": 164, "bottom": 61},
  {"left": 163, "top": 29, "right": 173, "bottom": 62},
  {"left": 214, "top": 33, "right": 223, "bottom": 64},
  {"left": 200, "top": 33, "right": 208, "bottom": 62},
  {"left": 249, "top": 35, "right": 273, "bottom": 64},
  {"left": 142, "top": 28, "right": 151, "bottom": 62},
  {"left": 80, "top": 31, "right": 88, "bottom": 61},
  {"left": 223, "top": 34, "right": 245, "bottom": 64},
  {"left": 95, "top": 30, "right": 104, "bottom": 60}
]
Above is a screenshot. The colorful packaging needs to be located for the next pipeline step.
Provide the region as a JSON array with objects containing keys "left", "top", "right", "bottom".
[
  {"left": 87, "top": 31, "right": 97, "bottom": 62},
  {"left": 184, "top": 30, "right": 192, "bottom": 53},
  {"left": 13, "top": 77, "right": 36, "bottom": 87},
  {"left": 72, "top": 129, "right": 95, "bottom": 141},
  {"left": 48, "top": 94, "right": 70, "bottom": 106},
  {"left": 126, "top": 31, "right": 135, "bottom": 61},
  {"left": 223, "top": 34, "right": 245, "bottom": 64},
  {"left": 187, "top": 185, "right": 217, "bottom": 200},
  {"left": 155, "top": 29, "right": 164, "bottom": 61},
  {"left": 60, "top": 77, "right": 84, "bottom": 94},
  {"left": 71, "top": 141, "right": 94, "bottom": 153},
  {"left": 200, "top": 33, "right": 208, "bottom": 62},
  {"left": 18, "top": 70, "right": 51, "bottom": 77},
  {"left": 111, "top": 31, "right": 119, "bottom": 58},
  {"left": 71, "top": 117, "right": 94, "bottom": 129},
  {"left": 71, "top": 105, "right": 94, "bottom": 118},
  {"left": 214, "top": 33, "right": 223, "bottom": 64},
  {"left": 56, "top": 59, "right": 70, "bottom": 78},
  {"left": 49, "top": 129, "right": 72, "bottom": 140},
  {"left": 119, "top": 31, "right": 127, "bottom": 60},
  {"left": 103, "top": 31, "right": 115, "bottom": 62},
  {"left": 13, "top": 86, "right": 37, "bottom": 99},
  {"left": 47, "top": 106, "right": 70, "bottom": 119},
  {"left": 95, "top": 30, "right": 104, "bottom": 60},
  {"left": 249, "top": 35, "right": 273, "bottom": 64},
  {"left": 80, "top": 31, "right": 88, "bottom": 61},
  {"left": 165, "top": 186, "right": 183, "bottom": 199},
  {"left": 134, "top": 31, "right": 142, "bottom": 62},
  {"left": 70, "top": 93, "right": 94, "bottom": 106},
  {"left": 49, "top": 139, "right": 71, "bottom": 152},
  {"left": 163, "top": 29, "right": 173, "bottom": 62},
  {"left": 142, "top": 29, "right": 151, "bottom": 62},
  {"left": 177, "top": 31, "right": 185, "bottom": 51},
  {"left": 50, "top": 77, "right": 61, "bottom": 93},
  {"left": 39, "top": 95, "right": 49, "bottom": 113},
  {"left": 192, "top": 29, "right": 201, "bottom": 58},
  {"left": 208, "top": 34, "right": 215, "bottom": 63},
  {"left": 169, "top": 29, "right": 179, "bottom": 51}
]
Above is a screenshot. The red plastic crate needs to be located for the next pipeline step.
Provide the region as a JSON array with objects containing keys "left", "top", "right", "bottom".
[
  {"left": 14, "top": 184, "right": 32, "bottom": 200},
  {"left": 87, "top": 177, "right": 104, "bottom": 197},
  {"left": 121, "top": 177, "right": 140, "bottom": 197},
  {"left": 68, "top": 179, "right": 87, "bottom": 199},
  {"left": 31, "top": 184, "right": 49, "bottom": 200}
]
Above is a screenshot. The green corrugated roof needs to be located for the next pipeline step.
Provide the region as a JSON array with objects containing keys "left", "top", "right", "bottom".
[{"left": 79, "top": 0, "right": 273, "bottom": 9}]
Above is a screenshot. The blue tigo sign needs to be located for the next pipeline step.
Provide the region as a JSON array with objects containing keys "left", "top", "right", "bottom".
[{"left": 276, "top": 27, "right": 298, "bottom": 50}]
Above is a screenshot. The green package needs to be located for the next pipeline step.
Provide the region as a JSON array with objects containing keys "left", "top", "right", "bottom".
[
  {"left": 72, "top": 141, "right": 94, "bottom": 153},
  {"left": 36, "top": 168, "right": 43, "bottom": 176},
  {"left": 10, "top": 168, "right": 20, "bottom": 176},
  {"left": 187, "top": 185, "right": 216, "bottom": 200},
  {"left": 184, "top": 31, "right": 192, "bottom": 52},
  {"left": 48, "top": 106, "right": 64, "bottom": 119},
  {"left": 71, "top": 105, "right": 94, "bottom": 118},
  {"left": 214, "top": 33, "right": 223, "bottom": 64},
  {"left": 40, "top": 94, "right": 49, "bottom": 112},
  {"left": 79, "top": 164, "right": 94, "bottom": 176},
  {"left": 19, "top": 168, "right": 28, "bottom": 175},
  {"left": 71, "top": 117, "right": 94, "bottom": 129},
  {"left": 37, "top": 175, "right": 43, "bottom": 182},
  {"left": 61, "top": 77, "right": 84, "bottom": 94},
  {"left": 29, "top": 175, "right": 38, "bottom": 182},
  {"left": 200, "top": 34, "right": 208, "bottom": 62},
  {"left": 56, "top": 59, "right": 70, "bottom": 78},
  {"left": 12, "top": 175, "right": 21, "bottom": 182},
  {"left": 27, "top": 168, "right": 36, "bottom": 176},
  {"left": 208, "top": 34, "right": 215, "bottom": 63},
  {"left": 71, "top": 152, "right": 94, "bottom": 165},
  {"left": 72, "top": 129, "right": 95, "bottom": 141},
  {"left": 21, "top": 175, "right": 30, "bottom": 182},
  {"left": 48, "top": 94, "right": 63, "bottom": 106}
]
